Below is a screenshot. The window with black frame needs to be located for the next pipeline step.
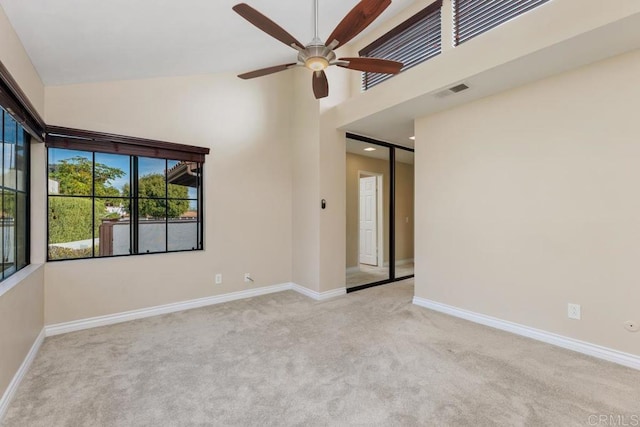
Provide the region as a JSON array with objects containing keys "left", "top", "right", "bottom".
[
  {"left": 47, "top": 147, "right": 203, "bottom": 261},
  {"left": 453, "top": 0, "right": 550, "bottom": 46},
  {"left": 0, "top": 107, "right": 30, "bottom": 280},
  {"left": 360, "top": 0, "right": 443, "bottom": 91}
]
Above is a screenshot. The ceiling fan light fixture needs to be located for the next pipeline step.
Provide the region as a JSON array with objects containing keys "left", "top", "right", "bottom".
[{"left": 305, "top": 56, "right": 329, "bottom": 72}]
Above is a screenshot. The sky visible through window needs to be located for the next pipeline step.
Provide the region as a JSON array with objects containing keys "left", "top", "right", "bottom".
[{"left": 49, "top": 149, "right": 198, "bottom": 203}]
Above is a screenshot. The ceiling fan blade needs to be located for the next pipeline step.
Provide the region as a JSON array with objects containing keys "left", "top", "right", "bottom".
[
  {"left": 233, "top": 3, "right": 305, "bottom": 50},
  {"left": 337, "top": 57, "right": 403, "bottom": 74},
  {"left": 238, "top": 63, "right": 297, "bottom": 80},
  {"left": 325, "top": 0, "right": 391, "bottom": 49},
  {"left": 312, "top": 71, "right": 329, "bottom": 99}
]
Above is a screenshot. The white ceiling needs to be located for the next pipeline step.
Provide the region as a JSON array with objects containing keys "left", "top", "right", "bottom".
[{"left": 0, "top": 0, "right": 414, "bottom": 85}]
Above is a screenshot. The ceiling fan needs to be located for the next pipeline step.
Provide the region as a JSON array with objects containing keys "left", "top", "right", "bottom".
[{"left": 233, "top": 0, "right": 403, "bottom": 99}]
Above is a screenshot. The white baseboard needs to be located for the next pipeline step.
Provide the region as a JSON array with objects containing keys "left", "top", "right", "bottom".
[
  {"left": 45, "top": 282, "right": 347, "bottom": 337},
  {"left": 413, "top": 297, "right": 640, "bottom": 371},
  {"left": 290, "top": 283, "right": 347, "bottom": 301},
  {"left": 346, "top": 266, "right": 360, "bottom": 274},
  {"left": 0, "top": 329, "right": 45, "bottom": 421},
  {"left": 46, "top": 283, "right": 293, "bottom": 337}
]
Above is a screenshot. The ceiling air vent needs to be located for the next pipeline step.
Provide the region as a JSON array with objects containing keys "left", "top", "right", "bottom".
[
  {"left": 449, "top": 83, "right": 469, "bottom": 93},
  {"left": 434, "top": 83, "right": 470, "bottom": 98}
]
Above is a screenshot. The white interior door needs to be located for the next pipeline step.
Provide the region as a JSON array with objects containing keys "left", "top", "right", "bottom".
[{"left": 359, "top": 176, "right": 378, "bottom": 265}]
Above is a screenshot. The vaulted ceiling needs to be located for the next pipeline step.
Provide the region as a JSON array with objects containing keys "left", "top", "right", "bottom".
[{"left": 0, "top": 0, "right": 413, "bottom": 85}]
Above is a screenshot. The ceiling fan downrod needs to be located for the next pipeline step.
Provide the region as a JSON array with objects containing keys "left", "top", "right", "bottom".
[
  {"left": 233, "top": 0, "right": 403, "bottom": 99},
  {"left": 298, "top": 0, "right": 335, "bottom": 72}
]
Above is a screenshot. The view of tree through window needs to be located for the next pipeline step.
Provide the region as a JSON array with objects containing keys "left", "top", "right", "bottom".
[
  {"left": 1, "top": 107, "right": 29, "bottom": 281},
  {"left": 47, "top": 148, "right": 202, "bottom": 260}
]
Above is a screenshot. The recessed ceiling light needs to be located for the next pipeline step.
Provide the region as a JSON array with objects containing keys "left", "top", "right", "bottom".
[
  {"left": 409, "top": 136, "right": 416, "bottom": 140},
  {"left": 364, "top": 147, "right": 376, "bottom": 152}
]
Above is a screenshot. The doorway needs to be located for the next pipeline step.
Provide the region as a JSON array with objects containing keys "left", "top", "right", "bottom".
[
  {"left": 345, "top": 133, "right": 414, "bottom": 292},
  {"left": 358, "top": 172, "right": 383, "bottom": 268}
]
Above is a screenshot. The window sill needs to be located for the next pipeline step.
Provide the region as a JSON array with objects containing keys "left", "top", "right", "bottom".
[{"left": 0, "top": 264, "right": 44, "bottom": 298}]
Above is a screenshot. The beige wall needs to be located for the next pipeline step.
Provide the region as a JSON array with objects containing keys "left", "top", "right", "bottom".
[
  {"left": 318, "top": 111, "right": 348, "bottom": 292},
  {"left": 395, "top": 160, "right": 415, "bottom": 264},
  {"left": 291, "top": 69, "right": 321, "bottom": 292},
  {"left": 0, "top": 5, "right": 46, "bottom": 405},
  {"left": 291, "top": 64, "right": 350, "bottom": 293},
  {"left": 0, "top": 6, "right": 44, "bottom": 115},
  {"left": 44, "top": 72, "right": 294, "bottom": 324},
  {"left": 0, "top": 266, "right": 44, "bottom": 399},
  {"left": 345, "top": 153, "right": 414, "bottom": 269},
  {"left": 415, "top": 49, "right": 640, "bottom": 356}
]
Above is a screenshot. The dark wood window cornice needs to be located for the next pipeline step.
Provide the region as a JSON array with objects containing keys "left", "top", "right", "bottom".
[
  {"left": 46, "top": 126, "right": 210, "bottom": 163},
  {"left": 0, "top": 60, "right": 46, "bottom": 142}
]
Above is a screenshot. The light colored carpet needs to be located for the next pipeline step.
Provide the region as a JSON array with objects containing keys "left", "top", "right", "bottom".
[{"left": 3, "top": 280, "right": 639, "bottom": 426}]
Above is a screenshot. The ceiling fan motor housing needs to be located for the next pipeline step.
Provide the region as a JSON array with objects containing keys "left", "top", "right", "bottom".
[{"left": 299, "top": 43, "right": 336, "bottom": 71}]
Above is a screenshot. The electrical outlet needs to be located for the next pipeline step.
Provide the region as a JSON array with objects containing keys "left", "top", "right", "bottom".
[
  {"left": 244, "top": 273, "right": 253, "bottom": 283},
  {"left": 215, "top": 274, "right": 222, "bottom": 285},
  {"left": 624, "top": 321, "right": 639, "bottom": 332},
  {"left": 568, "top": 303, "right": 581, "bottom": 320}
]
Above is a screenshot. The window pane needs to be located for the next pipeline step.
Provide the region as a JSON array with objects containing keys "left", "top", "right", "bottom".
[
  {"left": 3, "top": 141, "right": 17, "bottom": 190},
  {"left": 1, "top": 190, "right": 16, "bottom": 278},
  {"left": 139, "top": 198, "right": 166, "bottom": 253},
  {"left": 16, "top": 129, "right": 26, "bottom": 191},
  {"left": 48, "top": 149, "right": 93, "bottom": 196},
  {"left": 167, "top": 198, "right": 189, "bottom": 218},
  {"left": 0, "top": 109, "right": 29, "bottom": 281},
  {"left": 138, "top": 197, "right": 166, "bottom": 219},
  {"left": 168, "top": 200, "right": 199, "bottom": 251},
  {"left": 454, "top": 0, "right": 550, "bottom": 46},
  {"left": 361, "top": 3, "right": 441, "bottom": 90},
  {"left": 48, "top": 196, "right": 94, "bottom": 260},
  {"left": 3, "top": 113, "right": 17, "bottom": 190},
  {"left": 96, "top": 198, "right": 130, "bottom": 257},
  {"left": 2, "top": 111, "right": 16, "bottom": 143},
  {"left": 138, "top": 157, "right": 166, "bottom": 199},
  {"left": 95, "top": 152, "right": 130, "bottom": 198},
  {"left": 0, "top": 190, "right": 3, "bottom": 273},
  {"left": 167, "top": 160, "right": 199, "bottom": 198},
  {"left": 16, "top": 192, "right": 27, "bottom": 269}
]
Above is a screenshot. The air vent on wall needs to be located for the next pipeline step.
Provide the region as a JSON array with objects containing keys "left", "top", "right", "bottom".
[{"left": 434, "top": 83, "right": 470, "bottom": 98}]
